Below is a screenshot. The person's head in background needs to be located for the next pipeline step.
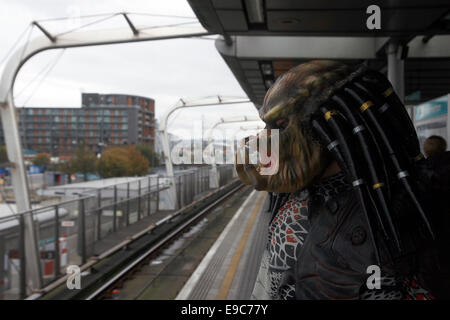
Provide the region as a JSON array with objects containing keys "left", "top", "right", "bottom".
[{"left": 424, "top": 135, "right": 447, "bottom": 158}]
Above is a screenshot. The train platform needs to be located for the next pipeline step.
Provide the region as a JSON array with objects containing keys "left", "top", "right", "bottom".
[{"left": 176, "top": 190, "right": 270, "bottom": 300}]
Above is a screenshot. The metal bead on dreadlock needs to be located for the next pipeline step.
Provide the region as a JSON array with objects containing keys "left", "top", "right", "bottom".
[
  {"left": 324, "top": 110, "right": 337, "bottom": 121},
  {"left": 397, "top": 171, "right": 409, "bottom": 179},
  {"left": 383, "top": 87, "right": 393, "bottom": 97},
  {"left": 378, "top": 103, "right": 389, "bottom": 113},
  {"left": 360, "top": 100, "right": 374, "bottom": 112},
  {"left": 352, "top": 125, "right": 365, "bottom": 135},
  {"left": 372, "top": 182, "right": 385, "bottom": 190},
  {"left": 327, "top": 140, "right": 339, "bottom": 151}
]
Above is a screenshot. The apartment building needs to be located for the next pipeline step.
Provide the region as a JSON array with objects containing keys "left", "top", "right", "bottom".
[{"left": 0, "top": 93, "right": 155, "bottom": 156}]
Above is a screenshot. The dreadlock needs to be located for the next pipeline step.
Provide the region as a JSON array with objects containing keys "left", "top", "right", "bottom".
[{"left": 310, "top": 69, "right": 435, "bottom": 264}]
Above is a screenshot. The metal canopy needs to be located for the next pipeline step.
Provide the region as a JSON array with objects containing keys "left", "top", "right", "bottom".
[{"left": 188, "top": 0, "right": 450, "bottom": 107}]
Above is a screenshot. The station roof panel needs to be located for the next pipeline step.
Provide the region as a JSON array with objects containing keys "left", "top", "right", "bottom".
[
  {"left": 188, "top": 0, "right": 450, "bottom": 107},
  {"left": 190, "top": 0, "right": 450, "bottom": 36}
]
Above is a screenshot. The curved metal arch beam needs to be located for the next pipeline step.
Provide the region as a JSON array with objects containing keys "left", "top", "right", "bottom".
[
  {"left": 228, "top": 123, "right": 265, "bottom": 138},
  {"left": 158, "top": 96, "right": 251, "bottom": 132},
  {"left": 157, "top": 96, "right": 251, "bottom": 211},
  {"left": 205, "top": 115, "right": 263, "bottom": 188},
  {"left": 206, "top": 115, "right": 262, "bottom": 143},
  {"left": 0, "top": 23, "right": 210, "bottom": 293},
  {"left": 238, "top": 124, "right": 265, "bottom": 131}
]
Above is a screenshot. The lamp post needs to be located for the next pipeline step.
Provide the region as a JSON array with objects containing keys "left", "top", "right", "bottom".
[
  {"left": 68, "top": 139, "right": 77, "bottom": 183},
  {"left": 97, "top": 141, "right": 105, "bottom": 179}
]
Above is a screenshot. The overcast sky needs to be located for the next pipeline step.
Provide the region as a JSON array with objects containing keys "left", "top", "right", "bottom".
[{"left": 0, "top": 0, "right": 264, "bottom": 139}]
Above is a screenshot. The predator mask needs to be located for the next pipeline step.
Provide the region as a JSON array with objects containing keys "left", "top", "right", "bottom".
[{"left": 235, "top": 60, "right": 358, "bottom": 193}]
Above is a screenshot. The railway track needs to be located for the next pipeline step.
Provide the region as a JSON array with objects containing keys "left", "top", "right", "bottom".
[{"left": 38, "top": 180, "right": 245, "bottom": 300}]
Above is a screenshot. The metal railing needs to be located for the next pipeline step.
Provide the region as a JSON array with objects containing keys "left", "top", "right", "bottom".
[{"left": 0, "top": 164, "right": 235, "bottom": 299}]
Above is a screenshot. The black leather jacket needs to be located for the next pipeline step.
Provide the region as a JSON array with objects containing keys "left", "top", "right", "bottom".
[{"left": 295, "top": 188, "right": 388, "bottom": 299}]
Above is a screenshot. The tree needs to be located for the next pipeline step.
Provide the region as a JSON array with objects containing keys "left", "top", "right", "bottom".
[
  {"left": 32, "top": 152, "right": 51, "bottom": 169},
  {"left": 127, "top": 146, "right": 150, "bottom": 176},
  {"left": 68, "top": 144, "right": 98, "bottom": 181},
  {"left": 99, "top": 146, "right": 149, "bottom": 178},
  {"left": 135, "top": 144, "right": 160, "bottom": 167},
  {"left": 58, "top": 161, "right": 72, "bottom": 175},
  {"left": 98, "top": 147, "right": 129, "bottom": 178}
]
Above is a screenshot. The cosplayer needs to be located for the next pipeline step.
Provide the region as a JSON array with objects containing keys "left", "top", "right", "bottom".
[{"left": 236, "top": 60, "right": 449, "bottom": 300}]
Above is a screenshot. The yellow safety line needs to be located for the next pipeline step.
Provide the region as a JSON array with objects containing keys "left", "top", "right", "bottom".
[{"left": 216, "top": 192, "right": 266, "bottom": 300}]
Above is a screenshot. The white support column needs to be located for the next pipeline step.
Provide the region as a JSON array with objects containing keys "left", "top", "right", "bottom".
[
  {"left": 387, "top": 41, "right": 405, "bottom": 103},
  {"left": 159, "top": 129, "right": 177, "bottom": 210},
  {"left": 0, "top": 92, "right": 41, "bottom": 290}
]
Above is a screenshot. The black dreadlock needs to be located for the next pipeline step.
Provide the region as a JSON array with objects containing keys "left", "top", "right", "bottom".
[{"left": 310, "top": 69, "right": 435, "bottom": 264}]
